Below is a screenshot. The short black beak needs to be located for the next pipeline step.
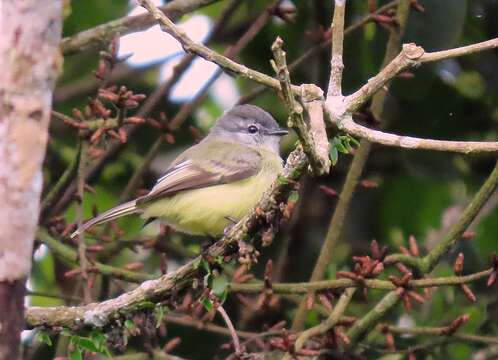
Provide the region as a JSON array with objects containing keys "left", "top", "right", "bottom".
[{"left": 268, "top": 128, "right": 289, "bottom": 136}]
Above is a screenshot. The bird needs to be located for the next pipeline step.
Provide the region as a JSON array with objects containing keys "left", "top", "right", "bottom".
[{"left": 70, "top": 104, "right": 288, "bottom": 239}]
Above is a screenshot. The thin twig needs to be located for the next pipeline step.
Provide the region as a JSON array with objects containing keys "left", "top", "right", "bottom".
[
  {"left": 217, "top": 305, "right": 242, "bottom": 355},
  {"left": 237, "top": 0, "right": 400, "bottom": 105},
  {"left": 76, "top": 141, "right": 92, "bottom": 303},
  {"left": 229, "top": 268, "right": 494, "bottom": 293},
  {"left": 293, "top": 288, "right": 356, "bottom": 354},
  {"left": 138, "top": 0, "right": 298, "bottom": 93}
]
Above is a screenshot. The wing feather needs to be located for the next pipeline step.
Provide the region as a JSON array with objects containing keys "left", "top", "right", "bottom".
[{"left": 137, "top": 141, "right": 261, "bottom": 205}]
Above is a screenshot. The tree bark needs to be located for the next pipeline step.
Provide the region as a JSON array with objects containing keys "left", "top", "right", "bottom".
[{"left": 0, "top": 1, "right": 62, "bottom": 358}]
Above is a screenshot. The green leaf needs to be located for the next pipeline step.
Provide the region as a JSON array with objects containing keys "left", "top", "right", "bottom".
[
  {"left": 212, "top": 275, "right": 228, "bottom": 298},
  {"left": 75, "top": 337, "right": 100, "bottom": 353},
  {"left": 35, "top": 331, "right": 52, "bottom": 346},
  {"left": 154, "top": 305, "right": 169, "bottom": 328},
  {"left": 124, "top": 319, "right": 135, "bottom": 329},
  {"left": 288, "top": 191, "right": 299, "bottom": 203},
  {"left": 199, "top": 296, "right": 213, "bottom": 312},
  {"left": 277, "top": 175, "right": 290, "bottom": 185},
  {"left": 330, "top": 146, "right": 339, "bottom": 166},
  {"left": 201, "top": 258, "right": 211, "bottom": 274},
  {"left": 69, "top": 348, "right": 83, "bottom": 360}
]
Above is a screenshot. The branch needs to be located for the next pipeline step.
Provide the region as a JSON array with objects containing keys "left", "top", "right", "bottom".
[
  {"left": 422, "top": 160, "right": 498, "bottom": 272},
  {"left": 347, "top": 291, "right": 402, "bottom": 344},
  {"left": 334, "top": 114, "right": 498, "bottom": 154},
  {"left": 138, "top": 0, "right": 297, "bottom": 93},
  {"left": 26, "top": 149, "right": 308, "bottom": 328},
  {"left": 291, "top": 0, "right": 413, "bottom": 332},
  {"left": 343, "top": 161, "right": 498, "bottom": 346},
  {"left": 61, "top": 0, "right": 220, "bottom": 55},
  {"left": 271, "top": 38, "right": 330, "bottom": 175},
  {"left": 293, "top": 288, "right": 356, "bottom": 354},
  {"left": 345, "top": 38, "right": 498, "bottom": 112},
  {"left": 37, "top": 229, "right": 153, "bottom": 283},
  {"left": 237, "top": 0, "right": 400, "bottom": 105},
  {"left": 229, "top": 268, "right": 494, "bottom": 294},
  {"left": 327, "top": 0, "right": 346, "bottom": 98}
]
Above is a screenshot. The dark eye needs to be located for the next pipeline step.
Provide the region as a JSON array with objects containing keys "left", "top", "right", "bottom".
[{"left": 247, "top": 125, "right": 258, "bottom": 134}]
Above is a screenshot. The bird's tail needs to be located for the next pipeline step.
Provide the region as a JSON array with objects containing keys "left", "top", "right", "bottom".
[{"left": 70, "top": 200, "right": 138, "bottom": 239}]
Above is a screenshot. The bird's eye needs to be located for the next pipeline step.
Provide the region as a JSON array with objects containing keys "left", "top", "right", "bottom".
[{"left": 248, "top": 125, "right": 258, "bottom": 134}]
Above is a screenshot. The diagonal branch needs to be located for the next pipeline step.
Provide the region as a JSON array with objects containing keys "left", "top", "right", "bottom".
[
  {"left": 61, "top": 0, "right": 220, "bottom": 55},
  {"left": 138, "top": 0, "right": 294, "bottom": 93},
  {"left": 345, "top": 39, "right": 498, "bottom": 112}
]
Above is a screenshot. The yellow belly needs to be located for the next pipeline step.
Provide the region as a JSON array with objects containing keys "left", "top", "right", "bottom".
[{"left": 141, "top": 157, "right": 282, "bottom": 236}]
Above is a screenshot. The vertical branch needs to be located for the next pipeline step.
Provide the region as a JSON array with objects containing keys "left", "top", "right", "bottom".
[
  {"left": 291, "top": 0, "right": 412, "bottom": 331},
  {"left": 271, "top": 38, "right": 330, "bottom": 175},
  {"left": 0, "top": 1, "right": 62, "bottom": 358},
  {"left": 327, "top": 0, "right": 347, "bottom": 98},
  {"left": 76, "top": 142, "right": 92, "bottom": 303}
]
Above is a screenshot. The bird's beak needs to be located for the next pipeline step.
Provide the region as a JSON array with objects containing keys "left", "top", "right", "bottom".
[{"left": 268, "top": 128, "right": 289, "bottom": 136}]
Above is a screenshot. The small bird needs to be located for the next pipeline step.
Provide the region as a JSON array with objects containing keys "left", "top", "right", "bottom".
[{"left": 71, "top": 104, "right": 288, "bottom": 239}]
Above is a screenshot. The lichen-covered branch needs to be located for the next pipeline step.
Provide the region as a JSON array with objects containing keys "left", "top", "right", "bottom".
[
  {"left": 327, "top": 0, "right": 346, "bottom": 98},
  {"left": 331, "top": 114, "right": 498, "bottom": 154},
  {"left": 271, "top": 37, "right": 330, "bottom": 175}
]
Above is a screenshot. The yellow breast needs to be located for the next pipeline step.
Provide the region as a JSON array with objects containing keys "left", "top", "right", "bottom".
[{"left": 142, "top": 152, "right": 283, "bottom": 236}]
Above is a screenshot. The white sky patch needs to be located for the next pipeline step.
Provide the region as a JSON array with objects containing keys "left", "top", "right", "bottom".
[
  {"left": 163, "top": 57, "right": 218, "bottom": 102},
  {"left": 119, "top": 4, "right": 212, "bottom": 67},
  {"left": 120, "top": 1, "right": 239, "bottom": 104},
  {"left": 211, "top": 73, "right": 240, "bottom": 108}
]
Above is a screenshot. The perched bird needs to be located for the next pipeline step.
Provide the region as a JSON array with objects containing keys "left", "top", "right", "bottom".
[{"left": 71, "top": 104, "right": 288, "bottom": 239}]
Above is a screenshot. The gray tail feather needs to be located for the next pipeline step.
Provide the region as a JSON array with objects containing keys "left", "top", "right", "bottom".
[{"left": 70, "top": 200, "right": 137, "bottom": 239}]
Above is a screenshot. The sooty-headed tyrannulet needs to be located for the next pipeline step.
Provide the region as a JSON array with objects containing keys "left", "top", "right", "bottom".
[{"left": 71, "top": 104, "right": 288, "bottom": 238}]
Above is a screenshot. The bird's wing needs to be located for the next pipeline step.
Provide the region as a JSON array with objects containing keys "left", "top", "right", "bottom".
[{"left": 136, "top": 141, "right": 262, "bottom": 205}]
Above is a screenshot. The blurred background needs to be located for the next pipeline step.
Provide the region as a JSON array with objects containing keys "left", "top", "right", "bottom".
[{"left": 28, "top": 0, "right": 497, "bottom": 358}]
